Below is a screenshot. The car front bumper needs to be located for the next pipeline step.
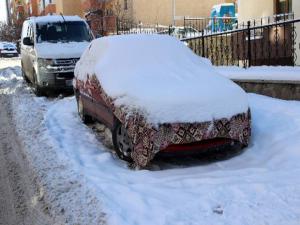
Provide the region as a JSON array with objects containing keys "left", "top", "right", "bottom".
[
  {"left": 124, "top": 109, "right": 251, "bottom": 167},
  {"left": 38, "top": 72, "right": 74, "bottom": 91}
]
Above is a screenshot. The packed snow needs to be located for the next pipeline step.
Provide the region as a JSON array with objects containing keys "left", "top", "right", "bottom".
[
  {"left": 216, "top": 66, "right": 300, "bottom": 82},
  {"left": 75, "top": 35, "right": 249, "bottom": 124},
  {"left": 2, "top": 58, "right": 300, "bottom": 225}
]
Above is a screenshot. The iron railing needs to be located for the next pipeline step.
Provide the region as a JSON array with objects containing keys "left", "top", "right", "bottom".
[
  {"left": 99, "top": 15, "right": 300, "bottom": 68},
  {"left": 182, "top": 16, "right": 300, "bottom": 67}
]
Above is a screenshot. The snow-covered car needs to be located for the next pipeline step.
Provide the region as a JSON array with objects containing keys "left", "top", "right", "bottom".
[
  {"left": 0, "top": 42, "right": 18, "bottom": 57},
  {"left": 74, "top": 35, "right": 251, "bottom": 168},
  {"left": 21, "top": 15, "right": 93, "bottom": 96}
]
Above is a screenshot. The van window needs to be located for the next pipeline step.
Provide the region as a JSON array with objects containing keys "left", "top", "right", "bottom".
[
  {"left": 21, "top": 21, "right": 29, "bottom": 38},
  {"left": 36, "top": 21, "right": 92, "bottom": 43}
]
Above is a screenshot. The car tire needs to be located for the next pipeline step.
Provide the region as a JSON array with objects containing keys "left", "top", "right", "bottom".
[
  {"left": 32, "top": 70, "right": 43, "bottom": 97},
  {"left": 77, "top": 94, "right": 93, "bottom": 124},
  {"left": 112, "top": 120, "right": 133, "bottom": 162}
]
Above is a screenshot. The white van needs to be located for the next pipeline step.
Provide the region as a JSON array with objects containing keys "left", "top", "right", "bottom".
[{"left": 21, "top": 15, "right": 93, "bottom": 96}]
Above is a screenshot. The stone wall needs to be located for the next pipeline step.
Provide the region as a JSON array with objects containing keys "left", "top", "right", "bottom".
[{"left": 233, "top": 79, "right": 300, "bottom": 100}]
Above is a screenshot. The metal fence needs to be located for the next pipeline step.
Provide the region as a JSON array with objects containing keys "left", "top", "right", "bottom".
[
  {"left": 92, "top": 14, "right": 300, "bottom": 68},
  {"left": 182, "top": 16, "right": 300, "bottom": 68}
]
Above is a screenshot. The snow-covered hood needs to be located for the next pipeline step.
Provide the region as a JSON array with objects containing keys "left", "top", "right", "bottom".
[
  {"left": 75, "top": 35, "right": 249, "bottom": 125},
  {"left": 35, "top": 41, "right": 90, "bottom": 59}
]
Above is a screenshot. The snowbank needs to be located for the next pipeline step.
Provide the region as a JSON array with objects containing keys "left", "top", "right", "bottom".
[
  {"left": 75, "top": 35, "right": 249, "bottom": 124},
  {"left": 216, "top": 66, "right": 300, "bottom": 82}
]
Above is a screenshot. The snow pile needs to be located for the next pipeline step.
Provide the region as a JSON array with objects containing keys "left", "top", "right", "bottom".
[
  {"left": 216, "top": 66, "right": 300, "bottom": 82},
  {"left": 75, "top": 35, "right": 249, "bottom": 124}
]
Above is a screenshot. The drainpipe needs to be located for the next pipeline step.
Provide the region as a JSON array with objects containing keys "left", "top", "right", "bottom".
[
  {"left": 5, "top": 0, "right": 10, "bottom": 23},
  {"left": 172, "top": 0, "right": 176, "bottom": 26}
]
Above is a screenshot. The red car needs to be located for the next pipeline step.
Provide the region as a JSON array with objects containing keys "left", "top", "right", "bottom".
[{"left": 74, "top": 35, "right": 251, "bottom": 168}]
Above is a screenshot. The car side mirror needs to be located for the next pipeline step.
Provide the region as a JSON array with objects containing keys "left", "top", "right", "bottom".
[
  {"left": 95, "top": 34, "right": 102, "bottom": 39},
  {"left": 23, "top": 37, "right": 34, "bottom": 46}
]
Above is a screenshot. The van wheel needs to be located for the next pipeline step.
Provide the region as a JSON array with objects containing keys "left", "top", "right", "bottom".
[
  {"left": 112, "top": 120, "right": 133, "bottom": 162},
  {"left": 77, "top": 95, "right": 92, "bottom": 124},
  {"left": 32, "top": 71, "right": 43, "bottom": 97},
  {"left": 21, "top": 62, "right": 30, "bottom": 83}
]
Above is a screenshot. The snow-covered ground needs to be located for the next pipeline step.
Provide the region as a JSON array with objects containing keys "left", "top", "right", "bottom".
[
  {"left": 216, "top": 66, "right": 300, "bottom": 82},
  {"left": 1, "top": 58, "right": 300, "bottom": 225}
]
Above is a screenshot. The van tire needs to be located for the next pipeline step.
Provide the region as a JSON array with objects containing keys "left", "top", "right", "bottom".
[
  {"left": 21, "top": 65, "right": 30, "bottom": 83},
  {"left": 32, "top": 70, "right": 43, "bottom": 97}
]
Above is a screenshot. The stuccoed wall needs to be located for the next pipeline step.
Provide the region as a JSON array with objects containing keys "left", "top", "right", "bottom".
[{"left": 237, "top": 0, "right": 273, "bottom": 23}]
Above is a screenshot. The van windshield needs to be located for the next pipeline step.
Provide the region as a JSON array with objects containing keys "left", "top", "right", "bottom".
[{"left": 36, "top": 21, "right": 91, "bottom": 43}]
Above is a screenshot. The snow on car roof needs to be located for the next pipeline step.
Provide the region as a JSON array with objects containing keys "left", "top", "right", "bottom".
[
  {"left": 75, "top": 34, "right": 249, "bottom": 125},
  {"left": 31, "top": 15, "right": 84, "bottom": 24}
]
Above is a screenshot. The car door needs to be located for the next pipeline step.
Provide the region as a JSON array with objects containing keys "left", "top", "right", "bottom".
[{"left": 89, "top": 80, "right": 114, "bottom": 129}]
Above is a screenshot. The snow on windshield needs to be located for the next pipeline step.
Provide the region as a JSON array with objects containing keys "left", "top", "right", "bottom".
[{"left": 36, "top": 21, "right": 91, "bottom": 43}]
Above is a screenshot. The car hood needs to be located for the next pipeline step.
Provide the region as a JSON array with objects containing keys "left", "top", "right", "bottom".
[
  {"left": 75, "top": 35, "right": 249, "bottom": 125},
  {"left": 35, "top": 41, "right": 90, "bottom": 59}
]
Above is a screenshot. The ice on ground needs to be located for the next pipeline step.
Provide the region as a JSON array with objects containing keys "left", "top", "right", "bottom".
[
  {"left": 75, "top": 34, "right": 249, "bottom": 125},
  {"left": 216, "top": 66, "right": 300, "bottom": 81}
]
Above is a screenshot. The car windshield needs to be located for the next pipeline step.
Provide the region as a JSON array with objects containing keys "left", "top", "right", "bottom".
[
  {"left": 36, "top": 21, "right": 91, "bottom": 43},
  {"left": 3, "top": 44, "right": 15, "bottom": 49}
]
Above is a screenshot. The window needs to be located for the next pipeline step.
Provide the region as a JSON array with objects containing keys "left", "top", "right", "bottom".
[
  {"left": 124, "top": 0, "right": 128, "bottom": 10},
  {"left": 36, "top": 21, "right": 92, "bottom": 43},
  {"left": 275, "top": 0, "right": 292, "bottom": 14}
]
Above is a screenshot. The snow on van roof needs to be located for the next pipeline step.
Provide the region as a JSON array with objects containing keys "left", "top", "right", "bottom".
[
  {"left": 31, "top": 15, "right": 84, "bottom": 24},
  {"left": 75, "top": 34, "right": 248, "bottom": 124}
]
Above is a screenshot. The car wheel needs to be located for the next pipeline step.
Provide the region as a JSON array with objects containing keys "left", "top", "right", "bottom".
[
  {"left": 32, "top": 71, "right": 43, "bottom": 97},
  {"left": 112, "top": 121, "right": 133, "bottom": 162},
  {"left": 77, "top": 94, "right": 93, "bottom": 124}
]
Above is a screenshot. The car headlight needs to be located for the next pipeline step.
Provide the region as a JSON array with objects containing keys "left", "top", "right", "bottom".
[{"left": 38, "top": 58, "right": 55, "bottom": 71}]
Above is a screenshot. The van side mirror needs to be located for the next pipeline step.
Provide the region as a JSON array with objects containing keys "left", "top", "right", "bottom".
[{"left": 23, "top": 37, "right": 33, "bottom": 46}]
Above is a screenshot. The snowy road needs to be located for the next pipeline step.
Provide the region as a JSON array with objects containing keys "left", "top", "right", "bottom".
[{"left": 1, "top": 58, "right": 300, "bottom": 225}]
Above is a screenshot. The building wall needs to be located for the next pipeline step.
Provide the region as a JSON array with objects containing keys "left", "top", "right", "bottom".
[
  {"left": 238, "top": 0, "right": 274, "bottom": 23},
  {"left": 293, "top": 0, "right": 300, "bottom": 65},
  {"left": 55, "top": 0, "right": 84, "bottom": 17},
  {"left": 130, "top": 0, "right": 235, "bottom": 25}
]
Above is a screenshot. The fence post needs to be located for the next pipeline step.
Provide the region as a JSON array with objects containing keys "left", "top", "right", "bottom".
[
  {"left": 201, "top": 31, "right": 205, "bottom": 57},
  {"left": 247, "top": 21, "right": 252, "bottom": 67},
  {"left": 116, "top": 17, "right": 119, "bottom": 35}
]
